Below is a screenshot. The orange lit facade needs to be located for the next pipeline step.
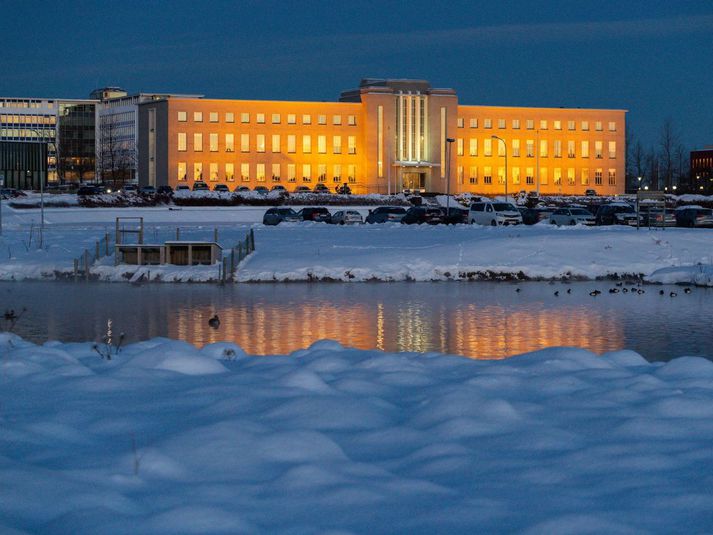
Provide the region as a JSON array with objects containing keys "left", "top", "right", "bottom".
[{"left": 139, "top": 79, "right": 626, "bottom": 195}]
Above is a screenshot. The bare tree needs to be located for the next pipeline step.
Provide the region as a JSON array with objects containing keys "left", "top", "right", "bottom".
[
  {"left": 659, "top": 119, "right": 679, "bottom": 191},
  {"left": 674, "top": 143, "right": 689, "bottom": 190}
]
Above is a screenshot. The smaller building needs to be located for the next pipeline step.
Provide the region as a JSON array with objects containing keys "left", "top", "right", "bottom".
[
  {"left": 690, "top": 147, "right": 713, "bottom": 193},
  {"left": 0, "top": 141, "right": 47, "bottom": 189}
]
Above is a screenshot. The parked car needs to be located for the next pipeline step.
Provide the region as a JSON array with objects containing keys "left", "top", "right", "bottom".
[
  {"left": 518, "top": 206, "right": 555, "bottom": 225},
  {"left": 139, "top": 185, "right": 156, "bottom": 195},
  {"left": 192, "top": 181, "right": 209, "bottom": 191},
  {"left": 0, "top": 188, "right": 24, "bottom": 199},
  {"left": 297, "top": 207, "right": 332, "bottom": 223},
  {"left": 585, "top": 189, "right": 597, "bottom": 196},
  {"left": 76, "top": 185, "right": 102, "bottom": 196},
  {"left": 365, "top": 206, "right": 407, "bottom": 224},
  {"left": 213, "top": 184, "right": 230, "bottom": 192},
  {"left": 121, "top": 184, "right": 138, "bottom": 194},
  {"left": 401, "top": 206, "right": 445, "bottom": 225},
  {"left": 595, "top": 203, "right": 640, "bottom": 226},
  {"left": 235, "top": 185, "right": 251, "bottom": 193},
  {"left": 313, "top": 183, "right": 330, "bottom": 193},
  {"left": 441, "top": 206, "right": 469, "bottom": 224},
  {"left": 157, "top": 185, "right": 174, "bottom": 195},
  {"left": 336, "top": 183, "right": 352, "bottom": 195},
  {"left": 262, "top": 207, "right": 300, "bottom": 225},
  {"left": 254, "top": 185, "right": 269, "bottom": 195},
  {"left": 639, "top": 207, "right": 676, "bottom": 227},
  {"left": 550, "top": 207, "right": 595, "bottom": 226},
  {"left": 175, "top": 184, "right": 191, "bottom": 192},
  {"left": 469, "top": 201, "right": 523, "bottom": 226},
  {"left": 271, "top": 185, "right": 287, "bottom": 193},
  {"left": 331, "top": 210, "right": 363, "bottom": 225},
  {"left": 293, "top": 186, "right": 312, "bottom": 194},
  {"left": 675, "top": 207, "right": 713, "bottom": 228}
]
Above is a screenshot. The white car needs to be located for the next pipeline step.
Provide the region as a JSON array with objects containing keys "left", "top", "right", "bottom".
[
  {"left": 469, "top": 201, "right": 523, "bottom": 226},
  {"left": 550, "top": 207, "right": 595, "bottom": 226},
  {"left": 331, "top": 210, "right": 363, "bottom": 225}
]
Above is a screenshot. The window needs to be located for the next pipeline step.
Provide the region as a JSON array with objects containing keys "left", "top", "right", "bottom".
[
  {"left": 178, "top": 111, "right": 187, "bottom": 122},
  {"left": 317, "top": 135, "right": 327, "bottom": 154},
  {"left": 209, "top": 133, "right": 218, "bottom": 152},
  {"left": 178, "top": 132, "right": 187, "bottom": 151},
  {"left": 567, "top": 140, "right": 575, "bottom": 158},
  {"left": 209, "top": 112, "right": 218, "bottom": 123},
  {"left": 333, "top": 164, "right": 341, "bottom": 182},
  {"left": 512, "top": 139, "right": 520, "bottom": 157},
  {"left": 554, "top": 120, "right": 561, "bottom": 130},
  {"left": 457, "top": 165, "right": 464, "bottom": 183},
  {"left": 240, "top": 133, "right": 249, "bottom": 152},
  {"left": 608, "top": 169, "right": 616, "bottom": 185},
  {"left": 526, "top": 119, "right": 534, "bottom": 130},
  {"left": 318, "top": 115, "right": 326, "bottom": 125},
  {"left": 567, "top": 168, "right": 575, "bottom": 185},
  {"left": 225, "top": 133, "right": 234, "bottom": 152},
  {"left": 225, "top": 112, "right": 234, "bottom": 123},
  {"left": 287, "top": 134, "right": 296, "bottom": 153},
  {"left": 332, "top": 115, "right": 342, "bottom": 125},
  {"left": 272, "top": 134, "right": 280, "bottom": 153},
  {"left": 540, "top": 167, "right": 548, "bottom": 185},
  {"left": 177, "top": 161, "right": 187, "bottom": 181},
  {"left": 193, "top": 162, "right": 203, "bottom": 180},
  {"left": 608, "top": 141, "right": 616, "bottom": 159},
  {"left": 271, "top": 163, "right": 280, "bottom": 182},
  {"left": 595, "top": 121, "right": 603, "bottom": 131},
  {"left": 302, "top": 114, "right": 311, "bottom": 125},
  {"left": 287, "top": 164, "right": 296, "bottom": 182},
  {"left": 567, "top": 120, "right": 575, "bottom": 131},
  {"left": 241, "top": 112, "right": 249, "bottom": 123},
  {"left": 526, "top": 167, "right": 534, "bottom": 185},
  {"left": 302, "top": 135, "right": 311, "bottom": 153},
  {"left": 256, "top": 113, "right": 265, "bottom": 124},
  {"left": 484, "top": 118, "right": 492, "bottom": 129},
  {"left": 209, "top": 162, "right": 219, "bottom": 181},
  {"left": 484, "top": 138, "right": 492, "bottom": 157},
  {"left": 348, "top": 136, "right": 356, "bottom": 154},
  {"left": 333, "top": 135, "right": 342, "bottom": 154},
  {"left": 498, "top": 118, "right": 506, "bottom": 129},
  {"left": 271, "top": 113, "right": 280, "bottom": 124},
  {"left": 553, "top": 140, "right": 562, "bottom": 158},
  {"left": 512, "top": 119, "right": 520, "bottom": 129},
  {"left": 193, "top": 133, "right": 203, "bottom": 152},
  {"left": 287, "top": 114, "right": 296, "bottom": 124},
  {"left": 595, "top": 169, "right": 603, "bottom": 185},
  {"left": 553, "top": 168, "right": 562, "bottom": 185},
  {"left": 457, "top": 117, "right": 464, "bottom": 128},
  {"left": 302, "top": 163, "right": 311, "bottom": 182},
  {"left": 256, "top": 163, "right": 266, "bottom": 182},
  {"left": 347, "top": 164, "right": 356, "bottom": 183},
  {"left": 469, "top": 118, "right": 478, "bottom": 128},
  {"left": 581, "top": 140, "right": 589, "bottom": 158},
  {"left": 318, "top": 164, "right": 327, "bottom": 182},
  {"left": 193, "top": 111, "right": 203, "bottom": 122},
  {"left": 225, "top": 163, "right": 234, "bottom": 181},
  {"left": 512, "top": 167, "right": 521, "bottom": 185},
  {"left": 581, "top": 120, "right": 589, "bottom": 131},
  {"left": 456, "top": 138, "right": 464, "bottom": 156},
  {"left": 581, "top": 168, "right": 589, "bottom": 185},
  {"left": 540, "top": 139, "right": 548, "bottom": 158},
  {"left": 241, "top": 163, "right": 250, "bottom": 182},
  {"left": 469, "top": 138, "right": 477, "bottom": 157},
  {"left": 540, "top": 120, "right": 548, "bottom": 130},
  {"left": 526, "top": 139, "right": 534, "bottom": 158},
  {"left": 595, "top": 141, "right": 603, "bottom": 159},
  {"left": 348, "top": 115, "right": 356, "bottom": 126},
  {"left": 484, "top": 166, "right": 492, "bottom": 184},
  {"left": 608, "top": 121, "right": 616, "bottom": 132},
  {"left": 497, "top": 139, "right": 505, "bottom": 157},
  {"left": 256, "top": 134, "right": 265, "bottom": 153},
  {"left": 469, "top": 166, "right": 478, "bottom": 184}
]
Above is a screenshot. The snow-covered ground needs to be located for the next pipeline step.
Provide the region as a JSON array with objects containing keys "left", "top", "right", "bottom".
[
  {"left": 1, "top": 202, "right": 713, "bottom": 283},
  {"left": 2, "top": 334, "right": 713, "bottom": 533}
]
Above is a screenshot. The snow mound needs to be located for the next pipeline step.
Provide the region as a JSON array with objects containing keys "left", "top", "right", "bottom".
[{"left": 124, "top": 339, "right": 228, "bottom": 375}]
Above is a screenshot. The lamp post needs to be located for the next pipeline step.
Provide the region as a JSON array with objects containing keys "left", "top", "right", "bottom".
[
  {"left": 637, "top": 176, "right": 642, "bottom": 191},
  {"left": 491, "top": 135, "right": 508, "bottom": 199},
  {"left": 28, "top": 128, "right": 53, "bottom": 249},
  {"left": 445, "top": 138, "right": 455, "bottom": 216}
]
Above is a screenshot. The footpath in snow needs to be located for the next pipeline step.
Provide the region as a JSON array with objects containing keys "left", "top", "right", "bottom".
[{"left": 2, "top": 334, "right": 713, "bottom": 533}]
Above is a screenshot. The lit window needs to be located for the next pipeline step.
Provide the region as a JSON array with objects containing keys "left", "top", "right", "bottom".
[
  {"left": 240, "top": 133, "right": 249, "bottom": 152},
  {"left": 484, "top": 118, "right": 492, "bottom": 129},
  {"left": 595, "top": 141, "right": 603, "bottom": 159},
  {"left": 317, "top": 135, "right": 326, "bottom": 154},
  {"left": 581, "top": 168, "right": 589, "bottom": 185},
  {"left": 484, "top": 166, "right": 492, "bottom": 184},
  {"left": 512, "top": 139, "right": 520, "bottom": 157},
  {"left": 225, "top": 112, "right": 234, "bottom": 123},
  {"left": 332, "top": 115, "right": 342, "bottom": 125},
  {"left": 256, "top": 113, "right": 265, "bottom": 124},
  {"left": 241, "top": 163, "right": 250, "bottom": 182},
  {"left": 333, "top": 135, "right": 342, "bottom": 154},
  {"left": 209, "top": 112, "right": 218, "bottom": 123},
  {"left": 256, "top": 134, "right": 265, "bottom": 153},
  {"left": 209, "top": 133, "right": 218, "bottom": 152},
  {"left": 302, "top": 114, "right": 311, "bottom": 125},
  {"left": 526, "top": 167, "right": 534, "bottom": 185},
  {"left": 554, "top": 120, "right": 561, "bottom": 130},
  {"left": 271, "top": 163, "right": 280, "bottom": 181},
  {"left": 497, "top": 139, "right": 505, "bottom": 156},
  {"left": 595, "top": 169, "right": 603, "bottom": 185},
  {"left": 193, "top": 162, "right": 203, "bottom": 180},
  {"left": 567, "top": 140, "right": 575, "bottom": 158},
  {"left": 540, "top": 120, "right": 548, "bottom": 130},
  {"left": 526, "top": 140, "right": 534, "bottom": 158},
  {"left": 540, "top": 167, "right": 548, "bottom": 185},
  {"left": 287, "top": 114, "right": 296, "bottom": 124},
  {"left": 581, "top": 121, "right": 589, "bottom": 131},
  {"left": 318, "top": 164, "right": 327, "bottom": 182},
  {"left": 302, "top": 135, "right": 311, "bottom": 153},
  {"left": 567, "top": 120, "right": 575, "bottom": 130},
  {"left": 540, "top": 139, "right": 548, "bottom": 157},
  {"left": 256, "top": 163, "right": 266, "bottom": 182},
  {"left": 512, "top": 119, "right": 520, "bottom": 129},
  {"left": 553, "top": 140, "right": 562, "bottom": 158},
  {"left": 177, "top": 162, "right": 187, "bottom": 181},
  {"left": 484, "top": 138, "right": 492, "bottom": 157},
  {"left": 347, "top": 164, "right": 356, "bottom": 183},
  {"left": 177, "top": 111, "right": 187, "bottom": 122},
  {"left": 318, "top": 115, "right": 326, "bottom": 125},
  {"left": 272, "top": 113, "right": 280, "bottom": 124},
  {"left": 457, "top": 117, "right": 464, "bottom": 128},
  {"left": 302, "top": 163, "right": 312, "bottom": 182},
  {"left": 595, "top": 121, "right": 603, "bottom": 131},
  {"left": 272, "top": 134, "right": 280, "bottom": 153},
  {"left": 193, "top": 111, "right": 203, "bottom": 122},
  {"left": 457, "top": 165, "right": 464, "bottom": 183},
  {"left": 567, "top": 168, "right": 575, "bottom": 185},
  {"left": 287, "top": 164, "right": 296, "bottom": 182},
  {"left": 332, "top": 164, "right": 342, "bottom": 182},
  {"left": 225, "top": 133, "right": 234, "bottom": 152},
  {"left": 193, "top": 133, "right": 203, "bottom": 152},
  {"left": 608, "top": 141, "right": 616, "bottom": 159},
  {"left": 498, "top": 119, "right": 506, "bottom": 129},
  {"left": 287, "top": 134, "right": 296, "bottom": 153},
  {"left": 526, "top": 119, "right": 534, "bottom": 130},
  {"left": 469, "top": 118, "right": 478, "bottom": 128},
  {"left": 177, "top": 132, "right": 187, "bottom": 151},
  {"left": 348, "top": 136, "right": 356, "bottom": 154},
  {"left": 469, "top": 166, "right": 478, "bottom": 184},
  {"left": 608, "top": 121, "right": 616, "bottom": 132},
  {"left": 512, "top": 167, "right": 520, "bottom": 185},
  {"left": 469, "top": 138, "right": 477, "bottom": 157},
  {"left": 553, "top": 168, "right": 562, "bottom": 185},
  {"left": 209, "top": 163, "right": 218, "bottom": 181},
  {"left": 225, "top": 163, "right": 234, "bottom": 181},
  {"left": 348, "top": 115, "right": 356, "bottom": 126},
  {"left": 241, "top": 113, "right": 249, "bottom": 123},
  {"left": 456, "top": 138, "right": 464, "bottom": 156}
]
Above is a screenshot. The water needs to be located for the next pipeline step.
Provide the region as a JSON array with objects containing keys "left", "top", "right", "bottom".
[{"left": 1, "top": 281, "right": 712, "bottom": 362}]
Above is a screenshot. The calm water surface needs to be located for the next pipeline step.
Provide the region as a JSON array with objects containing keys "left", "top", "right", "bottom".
[{"left": 1, "top": 281, "right": 712, "bottom": 362}]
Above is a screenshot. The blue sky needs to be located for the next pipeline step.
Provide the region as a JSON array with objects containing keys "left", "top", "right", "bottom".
[{"left": 1, "top": 0, "right": 712, "bottom": 150}]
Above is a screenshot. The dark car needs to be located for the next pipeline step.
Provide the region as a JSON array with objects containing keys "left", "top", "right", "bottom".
[
  {"left": 585, "top": 189, "right": 597, "bottom": 196},
  {"left": 192, "top": 181, "right": 209, "bottom": 191},
  {"left": 441, "top": 206, "right": 469, "bottom": 224},
  {"left": 254, "top": 186, "right": 269, "bottom": 195},
  {"left": 675, "top": 207, "right": 713, "bottom": 228},
  {"left": 365, "top": 206, "right": 407, "bottom": 224},
  {"left": 121, "top": 184, "right": 138, "bottom": 193},
  {"left": 313, "top": 183, "right": 330, "bottom": 193},
  {"left": 336, "top": 183, "right": 352, "bottom": 195},
  {"left": 263, "top": 207, "right": 300, "bottom": 225},
  {"left": 157, "top": 185, "right": 174, "bottom": 195},
  {"left": 235, "top": 185, "right": 251, "bottom": 193},
  {"left": 139, "top": 185, "right": 156, "bottom": 195},
  {"left": 294, "top": 186, "right": 312, "bottom": 194},
  {"left": 271, "top": 185, "right": 287, "bottom": 193},
  {"left": 77, "top": 185, "right": 103, "bottom": 196},
  {"left": 213, "top": 184, "right": 230, "bottom": 192},
  {"left": 595, "top": 203, "right": 640, "bottom": 226},
  {"left": 297, "top": 207, "right": 332, "bottom": 223},
  {"left": 402, "top": 206, "right": 445, "bottom": 225},
  {"left": 175, "top": 184, "right": 191, "bottom": 192}
]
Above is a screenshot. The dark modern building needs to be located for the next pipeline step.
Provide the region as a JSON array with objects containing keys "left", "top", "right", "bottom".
[
  {"left": 0, "top": 141, "right": 47, "bottom": 189},
  {"left": 690, "top": 147, "right": 713, "bottom": 193}
]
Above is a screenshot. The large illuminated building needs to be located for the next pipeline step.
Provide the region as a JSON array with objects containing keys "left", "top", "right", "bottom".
[{"left": 138, "top": 79, "right": 626, "bottom": 195}]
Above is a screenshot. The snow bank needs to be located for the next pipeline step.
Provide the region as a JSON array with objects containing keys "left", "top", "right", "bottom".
[
  {"left": 646, "top": 264, "right": 713, "bottom": 286},
  {"left": 1, "top": 335, "right": 713, "bottom": 533}
]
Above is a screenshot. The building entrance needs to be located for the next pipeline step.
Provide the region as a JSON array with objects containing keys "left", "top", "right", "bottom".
[{"left": 402, "top": 172, "right": 426, "bottom": 191}]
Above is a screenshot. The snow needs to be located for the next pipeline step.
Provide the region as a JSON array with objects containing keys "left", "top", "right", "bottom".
[{"left": 2, "top": 335, "right": 713, "bottom": 533}]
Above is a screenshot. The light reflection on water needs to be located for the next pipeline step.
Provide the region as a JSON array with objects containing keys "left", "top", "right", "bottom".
[{"left": 3, "top": 281, "right": 712, "bottom": 362}]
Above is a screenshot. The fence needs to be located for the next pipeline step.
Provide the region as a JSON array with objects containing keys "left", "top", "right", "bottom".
[
  {"left": 219, "top": 228, "right": 255, "bottom": 283},
  {"left": 73, "top": 233, "right": 113, "bottom": 280}
]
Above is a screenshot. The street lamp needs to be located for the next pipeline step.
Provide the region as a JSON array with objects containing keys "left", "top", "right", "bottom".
[
  {"left": 637, "top": 176, "right": 642, "bottom": 191},
  {"left": 445, "top": 138, "right": 455, "bottom": 217},
  {"left": 28, "top": 128, "right": 51, "bottom": 248},
  {"left": 491, "top": 135, "right": 508, "bottom": 199}
]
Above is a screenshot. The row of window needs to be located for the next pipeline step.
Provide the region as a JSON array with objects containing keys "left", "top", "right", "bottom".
[
  {"left": 177, "top": 111, "right": 357, "bottom": 126},
  {"left": 0, "top": 114, "right": 57, "bottom": 125},
  {"left": 0, "top": 99, "right": 54, "bottom": 109},
  {"left": 177, "top": 133, "right": 357, "bottom": 155},
  {"left": 177, "top": 162, "right": 358, "bottom": 183},
  {"left": 457, "top": 117, "right": 617, "bottom": 132},
  {"left": 457, "top": 166, "right": 617, "bottom": 186},
  {"left": 456, "top": 138, "right": 617, "bottom": 159}
]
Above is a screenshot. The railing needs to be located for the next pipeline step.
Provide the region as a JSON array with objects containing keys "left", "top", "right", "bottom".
[
  {"left": 74, "top": 232, "right": 113, "bottom": 280},
  {"left": 220, "top": 228, "right": 255, "bottom": 283}
]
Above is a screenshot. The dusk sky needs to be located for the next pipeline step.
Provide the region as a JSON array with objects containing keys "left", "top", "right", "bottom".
[{"left": 2, "top": 0, "right": 712, "bottom": 150}]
